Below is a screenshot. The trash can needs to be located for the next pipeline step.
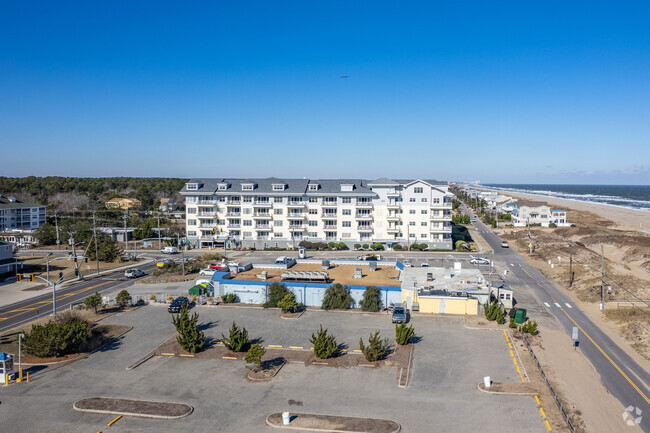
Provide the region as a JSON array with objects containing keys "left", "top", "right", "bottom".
[
  {"left": 282, "top": 412, "right": 291, "bottom": 425},
  {"left": 514, "top": 308, "right": 527, "bottom": 324}
]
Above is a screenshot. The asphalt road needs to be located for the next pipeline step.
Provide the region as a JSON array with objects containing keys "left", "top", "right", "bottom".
[
  {"left": 464, "top": 205, "right": 650, "bottom": 431},
  {"left": 0, "top": 262, "right": 157, "bottom": 334}
]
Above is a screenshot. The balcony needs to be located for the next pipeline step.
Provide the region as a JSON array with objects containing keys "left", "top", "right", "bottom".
[
  {"left": 197, "top": 212, "right": 217, "bottom": 218},
  {"left": 429, "top": 226, "right": 451, "bottom": 232},
  {"left": 387, "top": 202, "right": 400, "bottom": 209},
  {"left": 320, "top": 214, "right": 338, "bottom": 219},
  {"left": 198, "top": 223, "right": 215, "bottom": 228},
  {"left": 254, "top": 225, "right": 271, "bottom": 230},
  {"left": 197, "top": 201, "right": 216, "bottom": 207},
  {"left": 289, "top": 226, "right": 306, "bottom": 231},
  {"left": 287, "top": 213, "right": 306, "bottom": 220},
  {"left": 226, "top": 202, "right": 241, "bottom": 207},
  {"left": 227, "top": 224, "right": 241, "bottom": 229},
  {"left": 386, "top": 190, "right": 400, "bottom": 197},
  {"left": 253, "top": 213, "right": 272, "bottom": 219},
  {"left": 323, "top": 224, "right": 337, "bottom": 230},
  {"left": 357, "top": 225, "right": 373, "bottom": 232},
  {"left": 355, "top": 213, "right": 373, "bottom": 220},
  {"left": 226, "top": 212, "right": 241, "bottom": 218},
  {"left": 386, "top": 214, "right": 400, "bottom": 221},
  {"left": 430, "top": 214, "right": 449, "bottom": 221},
  {"left": 253, "top": 201, "right": 272, "bottom": 208},
  {"left": 355, "top": 201, "right": 373, "bottom": 208},
  {"left": 386, "top": 227, "right": 399, "bottom": 233},
  {"left": 287, "top": 201, "right": 306, "bottom": 208}
]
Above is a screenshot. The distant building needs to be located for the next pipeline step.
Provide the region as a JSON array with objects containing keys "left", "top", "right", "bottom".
[
  {"left": 510, "top": 201, "right": 570, "bottom": 227},
  {"left": 105, "top": 198, "right": 142, "bottom": 210},
  {"left": 0, "top": 240, "right": 18, "bottom": 274},
  {"left": 0, "top": 195, "right": 46, "bottom": 232},
  {"left": 159, "top": 198, "right": 175, "bottom": 213}
]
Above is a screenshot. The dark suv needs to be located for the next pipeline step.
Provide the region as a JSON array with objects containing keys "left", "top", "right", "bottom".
[{"left": 168, "top": 296, "right": 189, "bottom": 313}]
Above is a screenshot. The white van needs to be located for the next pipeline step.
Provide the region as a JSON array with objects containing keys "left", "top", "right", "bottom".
[{"left": 161, "top": 246, "right": 178, "bottom": 254}]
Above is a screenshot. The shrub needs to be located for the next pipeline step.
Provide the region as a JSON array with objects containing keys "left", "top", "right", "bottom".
[
  {"left": 362, "top": 244, "right": 369, "bottom": 250},
  {"left": 520, "top": 320, "right": 539, "bottom": 335},
  {"left": 166, "top": 296, "right": 174, "bottom": 302},
  {"left": 395, "top": 323, "right": 415, "bottom": 345},
  {"left": 264, "top": 283, "right": 291, "bottom": 308},
  {"left": 245, "top": 343, "right": 266, "bottom": 366},
  {"left": 484, "top": 301, "right": 506, "bottom": 324},
  {"left": 359, "top": 331, "right": 389, "bottom": 362},
  {"left": 221, "top": 321, "right": 251, "bottom": 352},
  {"left": 455, "top": 240, "right": 469, "bottom": 251},
  {"left": 191, "top": 295, "right": 198, "bottom": 303},
  {"left": 410, "top": 243, "right": 421, "bottom": 251},
  {"left": 328, "top": 241, "right": 337, "bottom": 250},
  {"left": 84, "top": 292, "right": 102, "bottom": 313},
  {"left": 309, "top": 325, "right": 338, "bottom": 359},
  {"left": 277, "top": 292, "right": 299, "bottom": 313},
  {"left": 221, "top": 293, "right": 237, "bottom": 303},
  {"left": 549, "top": 222, "right": 557, "bottom": 228},
  {"left": 509, "top": 318, "right": 517, "bottom": 328},
  {"left": 359, "top": 286, "right": 382, "bottom": 312},
  {"left": 353, "top": 243, "right": 361, "bottom": 250},
  {"left": 298, "top": 241, "right": 313, "bottom": 249},
  {"left": 116, "top": 290, "right": 132, "bottom": 307},
  {"left": 23, "top": 318, "right": 91, "bottom": 358},
  {"left": 322, "top": 283, "right": 353, "bottom": 310},
  {"left": 337, "top": 242, "right": 347, "bottom": 250},
  {"left": 392, "top": 244, "right": 403, "bottom": 251},
  {"left": 149, "top": 294, "right": 157, "bottom": 301},
  {"left": 370, "top": 242, "right": 383, "bottom": 251},
  {"left": 171, "top": 305, "right": 205, "bottom": 353}
]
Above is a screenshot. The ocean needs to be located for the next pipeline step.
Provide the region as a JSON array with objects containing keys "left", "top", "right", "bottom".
[{"left": 482, "top": 184, "right": 650, "bottom": 212}]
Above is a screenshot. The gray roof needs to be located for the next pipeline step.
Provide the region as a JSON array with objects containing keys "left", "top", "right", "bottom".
[
  {"left": 367, "top": 177, "right": 399, "bottom": 186},
  {"left": 0, "top": 196, "right": 44, "bottom": 209},
  {"left": 181, "top": 178, "right": 376, "bottom": 196}
]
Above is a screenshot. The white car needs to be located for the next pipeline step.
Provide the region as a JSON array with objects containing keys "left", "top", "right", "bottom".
[
  {"left": 199, "top": 268, "right": 216, "bottom": 276},
  {"left": 500, "top": 241, "right": 509, "bottom": 248},
  {"left": 470, "top": 257, "right": 490, "bottom": 265},
  {"left": 125, "top": 269, "right": 145, "bottom": 278},
  {"left": 420, "top": 263, "right": 429, "bottom": 267}
]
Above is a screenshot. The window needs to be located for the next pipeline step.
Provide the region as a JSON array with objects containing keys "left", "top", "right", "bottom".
[
  {"left": 242, "top": 197, "right": 251, "bottom": 203},
  {"left": 309, "top": 184, "right": 319, "bottom": 191},
  {"left": 409, "top": 233, "right": 416, "bottom": 238},
  {"left": 342, "top": 209, "right": 351, "bottom": 216},
  {"left": 414, "top": 187, "right": 423, "bottom": 193},
  {"left": 217, "top": 219, "right": 225, "bottom": 225},
  {"left": 218, "top": 184, "right": 227, "bottom": 190},
  {"left": 341, "top": 184, "right": 354, "bottom": 192},
  {"left": 272, "top": 184, "right": 285, "bottom": 191},
  {"left": 308, "top": 232, "right": 318, "bottom": 237},
  {"left": 409, "top": 198, "right": 416, "bottom": 202},
  {"left": 420, "top": 234, "right": 427, "bottom": 238},
  {"left": 187, "top": 231, "right": 196, "bottom": 236},
  {"left": 342, "top": 233, "right": 351, "bottom": 238},
  {"left": 409, "top": 210, "right": 416, "bottom": 214},
  {"left": 188, "top": 219, "right": 197, "bottom": 226},
  {"left": 433, "top": 198, "right": 440, "bottom": 204},
  {"left": 243, "top": 208, "right": 251, "bottom": 214},
  {"left": 274, "top": 208, "right": 283, "bottom": 215},
  {"left": 242, "top": 184, "right": 254, "bottom": 191},
  {"left": 274, "top": 232, "right": 283, "bottom": 238},
  {"left": 409, "top": 221, "right": 415, "bottom": 226},
  {"left": 274, "top": 220, "right": 283, "bottom": 227},
  {"left": 187, "top": 207, "right": 196, "bottom": 214},
  {"left": 308, "top": 197, "right": 318, "bottom": 203},
  {"left": 342, "top": 197, "right": 351, "bottom": 204},
  {"left": 421, "top": 222, "right": 427, "bottom": 226},
  {"left": 342, "top": 221, "right": 351, "bottom": 227},
  {"left": 274, "top": 197, "right": 283, "bottom": 203},
  {"left": 421, "top": 209, "right": 427, "bottom": 214},
  {"left": 186, "top": 183, "right": 198, "bottom": 190},
  {"left": 243, "top": 231, "right": 252, "bottom": 237},
  {"left": 421, "top": 198, "right": 428, "bottom": 202},
  {"left": 308, "top": 209, "right": 318, "bottom": 215},
  {"left": 308, "top": 220, "right": 318, "bottom": 227},
  {"left": 243, "top": 220, "right": 252, "bottom": 226},
  {"left": 186, "top": 196, "right": 197, "bottom": 203},
  {"left": 218, "top": 196, "right": 226, "bottom": 202}
]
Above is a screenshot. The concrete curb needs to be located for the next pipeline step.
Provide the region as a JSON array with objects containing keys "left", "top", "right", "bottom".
[
  {"left": 476, "top": 383, "right": 537, "bottom": 396},
  {"left": 73, "top": 398, "right": 193, "bottom": 419},
  {"left": 265, "top": 413, "right": 401, "bottom": 433},
  {"left": 246, "top": 360, "right": 285, "bottom": 382}
]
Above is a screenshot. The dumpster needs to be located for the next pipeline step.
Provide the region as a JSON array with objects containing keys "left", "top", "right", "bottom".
[
  {"left": 189, "top": 283, "right": 211, "bottom": 296},
  {"left": 514, "top": 308, "right": 527, "bottom": 324}
]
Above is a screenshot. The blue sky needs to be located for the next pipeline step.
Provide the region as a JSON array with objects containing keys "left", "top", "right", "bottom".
[{"left": 1, "top": 1, "right": 649, "bottom": 184}]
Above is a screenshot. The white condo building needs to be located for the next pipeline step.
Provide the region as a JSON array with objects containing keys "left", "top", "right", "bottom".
[{"left": 180, "top": 178, "right": 453, "bottom": 250}]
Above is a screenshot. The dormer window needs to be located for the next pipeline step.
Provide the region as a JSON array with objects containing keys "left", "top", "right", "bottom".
[
  {"left": 186, "top": 183, "right": 199, "bottom": 191},
  {"left": 218, "top": 183, "right": 228, "bottom": 191},
  {"left": 341, "top": 184, "right": 354, "bottom": 192},
  {"left": 272, "top": 184, "right": 286, "bottom": 191},
  {"left": 308, "top": 184, "right": 319, "bottom": 191},
  {"left": 242, "top": 183, "right": 255, "bottom": 191}
]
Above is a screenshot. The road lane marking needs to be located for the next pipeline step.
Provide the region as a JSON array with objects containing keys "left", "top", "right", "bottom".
[
  {"left": 565, "top": 303, "right": 572, "bottom": 308},
  {"left": 534, "top": 395, "right": 540, "bottom": 405},
  {"left": 545, "top": 419, "right": 551, "bottom": 430},
  {"left": 554, "top": 303, "right": 561, "bottom": 308},
  {"left": 543, "top": 302, "right": 551, "bottom": 308},
  {"left": 559, "top": 308, "right": 650, "bottom": 405}
]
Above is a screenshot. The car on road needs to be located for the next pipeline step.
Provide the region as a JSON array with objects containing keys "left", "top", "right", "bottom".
[
  {"left": 420, "top": 263, "right": 429, "bottom": 267},
  {"left": 124, "top": 268, "right": 145, "bottom": 278},
  {"left": 199, "top": 268, "right": 216, "bottom": 276},
  {"left": 168, "top": 296, "right": 189, "bottom": 313},
  {"left": 156, "top": 258, "right": 174, "bottom": 268},
  {"left": 392, "top": 306, "right": 407, "bottom": 324},
  {"left": 161, "top": 246, "right": 178, "bottom": 254},
  {"left": 500, "top": 241, "right": 509, "bottom": 248},
  {"left": 357, "top": 254, "right": 381, "bottom": 261},
  {"left": 209, "top": 262, "right": 227, "bottom": 270},
  {"left": 469, "top": 257, "right": 490, "bottom": 265}
]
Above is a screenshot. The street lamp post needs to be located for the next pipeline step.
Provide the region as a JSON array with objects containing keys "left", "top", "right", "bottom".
[
  {"left": 45, "top": 252, "right": 53, "bottom": 284},
  {"left": 18, "top": 333, "right": 24, "bottom": 381}
]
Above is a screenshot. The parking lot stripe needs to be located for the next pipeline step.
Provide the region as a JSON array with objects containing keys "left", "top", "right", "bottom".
[
  {"left": 289, "top": 346, "right": 303, "bottom": 349},
  {"left": 222, "top": 356, "right": 237, "bottom": 360},
  {"left": 520, "top": 375, "right": 525, "bottom": 383},
  {"left": 545, "top": 419, "right": 552, "bottom": 430},
  {"left": 516, "top": 366, "right": 521, "bottom": 374},
  {"left": 508, "top": 342, "right": 512, "bottom": 349},
  {"left": 107, "top": 415, "right": 122, "bottom": 427},
  {"left": 509, "top": 350, "right": 514, "bottom": 357},
  {"left": 353, "top": 349, "right": 363, "bottom": 353},
  {"left": 161, "top": 353, "right": 174, "bottom": 356},
  {"left": 268, "top": 345, "right": 283, "bottom": 348},
  {"left": 534, "top": 395, "right": 541, "bottom": 405},
  {"left": 180, "top": 354, "right": 194, "bottom": 357},
  {"left": 539, "top": 407, "right": 546, "bottom": 417},
  {"left": 513, "top": 357, "right": 518, "bottom": 366}
]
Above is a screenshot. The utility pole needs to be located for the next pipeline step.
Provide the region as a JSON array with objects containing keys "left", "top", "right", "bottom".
[
  {"left": 93, "top": 211, "right": 100, "bottom": 275},
  {"left": 178, "top": 233, "right": 185, "bottom": 275},
  {"left": 157, "top": 212, "right": 162, "bottom": 250},
  {"left": 55, "top": 212, "right": 60, "bottom": 250},
  {"left": 69, "top": 231, "right": 80, "bottom": 280},
  {"left": 527, "top": 218, "right": 533, "bottom": 254},
  {"left": 569, "top": 241, "right": 574, "bottom": 287},
  {"left": 123, "top": 210, "right": 129, "bottom": 260},
  {"left": 601, "top": 245, "right": 605, "bottom": 313}
]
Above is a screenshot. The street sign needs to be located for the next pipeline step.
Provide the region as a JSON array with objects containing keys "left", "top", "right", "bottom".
[
  {"left": 143, "top": 242, "right": 152, "bottom": 247},
  {"left": 572, "top": 326, "right": 579, "bottom": 340}
]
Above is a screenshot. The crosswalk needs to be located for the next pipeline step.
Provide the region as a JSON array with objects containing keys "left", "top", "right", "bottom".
[{"left": 543, "top": 301, "right": 573, "bottom": 309}]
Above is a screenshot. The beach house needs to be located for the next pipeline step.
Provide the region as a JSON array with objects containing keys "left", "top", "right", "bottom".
[{"left": 510, "top": 201, "right": 570, "bottom": 227}]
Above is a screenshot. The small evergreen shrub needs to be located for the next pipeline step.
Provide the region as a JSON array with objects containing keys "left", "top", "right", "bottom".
[
  {"left": 309, "top": 325, "right": 338, "bottom": 359},
  {"left": 23, "top": 318, "right": 91, "bottom": 358},
  {"left": 171, "top": 305, "right": 205, "bottom": 353},
  {"left": 116, "top": 289, "right": 132, "bottom": 307},
  {"left": 222, "top": 293, "right": 237, "bottom": 303},
  {"left": 245, "top": 343, "right": 266, "bottom": 366},
  {"left": 520, "top": 320, "right": 539, "bottom": 335},
  {"left": 322, "top": 283, "right": 353, "bottom": 310},
  {"left": 84, "top": 292, "right": 102, "bottom": 313},
  {"left": 362, "top": 244, "right": 369, "bottom": 250},
  {"left": 277, "top": 292, "right": 299, "bottom": 313},
  {"left": 509, "top": 318, "right": 517, "bottom": 328},
  {"left": 392, "top": 244, "right": 403, "bottom": 251},
  {"left": 353, "top": 243, "right": 361, "bottom": 250},
  {"left": 359, "top": 286, "right": 382, "bottom": 312},
  {"left": 264, "top": 283, "right": 291, "bottom": 308},
  {"left": 395, "top": 323, "right": 415, "bottom": 345},
  {"left": 221, "top": 321, "right": 251, "bottom": 352},
  {"left": 359, "top": 331, "right": 389, "bottom": 362}
]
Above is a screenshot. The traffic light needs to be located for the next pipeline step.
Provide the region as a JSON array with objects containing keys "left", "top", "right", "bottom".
[
  {"left": 16, "top": 274, "right": 21, "bottom": 282},
  {"left": 84, "top": 257, "right": 88, "bottom": 263},
  {"left": 59, "top": 271, "right": 63, "bottom": 280},
  {"left": 29, "top": 274, "right": 34, "bottom": 282},
  {"left": 74, "top": 269, "right": 79, "bottom": 277},
  {"left": 212, "top": 228, "right": 216, "bottom": 234}
]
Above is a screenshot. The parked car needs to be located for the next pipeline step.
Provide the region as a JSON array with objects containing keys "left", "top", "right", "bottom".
[
  {"left": 392, "top": 306, "right": 407, "bottom": 324},
  {"left": 420, "top": 263, "right": 429, "bottom": 267},
  {"left": 469, "top": 257, "right": 490, "bottom": 265},
  {"left": 500, "top": 241, "right": 509, "bottom": 248},
  {"left": 275, "top": 257, "right": 292, "bottom": 265},
  {"left": 168, "top": 297, "right": 189, "bottom": 313},
  {"left": 226, "top": 261, "right": 240, "bottom": 268},
  {"left": 357, "top": 254, "right": 381, "bottom": 261},
  {"left": 199, "top": 268, "right": 216, "bottom": 276},
  {"left": 403, "top": 260, "right": 413, "bottom": 267},
  {"left": 209, "top": 262, "right": 227, "bottom": 270},
  {"left": 124, "top": 268, "right": 145, "bottom": 278}
]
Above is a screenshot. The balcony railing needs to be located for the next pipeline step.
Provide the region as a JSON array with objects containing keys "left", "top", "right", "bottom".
[
  {"left": 323, "top": 224, "right": 337, "bottom": 229},
  {"left": 253, "top": 213, "right": 272, "bottom": 218},
  {"left": 226, "top": 212, "right": 241, "bottom": 217},
  {"left": 227, "top": 224, "right": 241, "bottom": 229}
]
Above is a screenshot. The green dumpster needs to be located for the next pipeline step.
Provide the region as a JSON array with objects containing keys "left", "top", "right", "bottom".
[
  {"left": 188, "top": 285, "right": 204, "bottom": 296},
  {"left": 514, "top": 308, "right": 527, "bottom": 324}
]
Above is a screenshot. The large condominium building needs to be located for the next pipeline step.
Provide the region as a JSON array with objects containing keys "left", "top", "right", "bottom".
[
  {"left": 0, "top": 195, "right": 47, "bottom": 232},
  {"left": 179, "top": 177, "right": 453, "bottom": 250}
]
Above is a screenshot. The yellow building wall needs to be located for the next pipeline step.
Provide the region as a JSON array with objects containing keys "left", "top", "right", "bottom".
[{"left": 402, "top": 290, "right": 478, "bottom": 315}]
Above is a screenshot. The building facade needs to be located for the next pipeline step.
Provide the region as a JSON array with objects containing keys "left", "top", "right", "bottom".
[
  {"left": 0, "top": 195, "right": 47, "bottom": 232},
  {"left": 510, "top": 201, "right": 570, "bottom": 227},
  {"left": 180, "top": 177, "right": 453, "bottom": 250}
]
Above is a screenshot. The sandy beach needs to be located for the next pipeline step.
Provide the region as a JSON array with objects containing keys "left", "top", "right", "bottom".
[{"left": 494, "top": 190, "right": 650, "bottom": 232}]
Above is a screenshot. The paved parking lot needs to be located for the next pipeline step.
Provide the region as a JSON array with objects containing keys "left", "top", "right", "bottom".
[{"left": 0, "top": 305, "right": 547, "bottom": 432}]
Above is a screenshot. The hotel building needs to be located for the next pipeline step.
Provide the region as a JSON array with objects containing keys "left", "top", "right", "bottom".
[{"left": 180, "top": 177, "right": 452, "bottom": 250}]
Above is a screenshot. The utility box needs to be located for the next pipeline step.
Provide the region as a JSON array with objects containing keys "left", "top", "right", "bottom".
[
  {"left": 369, "top": 261, "right": 377, "bottom": 272},
  {"left": 0, "top": 352, "right": 15, "bottom": 380},
  {"left": 322, "top": 260, "right": 330, "bottom": 270},
  {"left": 514, "top": 308, "right": 527, "bottom": 324},
  {"left": 298, "top": 247, "right": 306, "bottom": 259}
]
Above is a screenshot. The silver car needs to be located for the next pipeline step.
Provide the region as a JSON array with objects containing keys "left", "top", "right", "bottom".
[{"left": 125, "top": 269, "right": 145, "bottom": 278}]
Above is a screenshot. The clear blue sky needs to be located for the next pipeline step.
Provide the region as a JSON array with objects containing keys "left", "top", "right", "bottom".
[{"left": 1, "top": 1, "right": 649, "bottom": 184}]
